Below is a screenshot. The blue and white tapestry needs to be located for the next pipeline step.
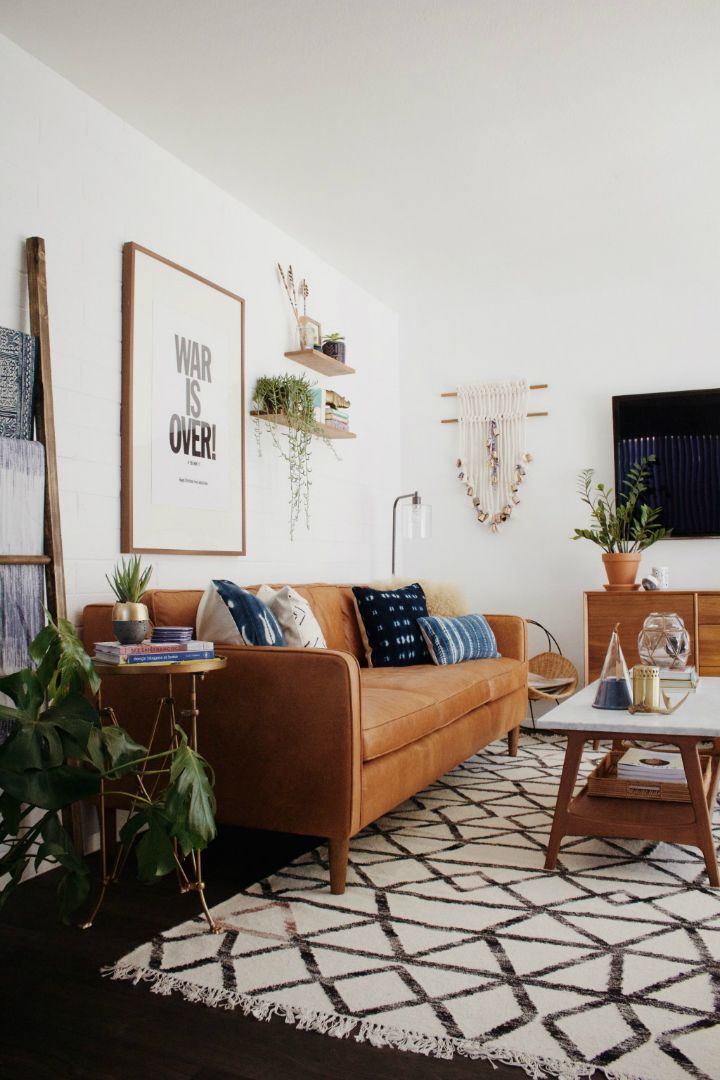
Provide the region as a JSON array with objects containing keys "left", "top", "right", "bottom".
[
  {"left": 418, "top": 613, "right": 499, "bottom": 665},
  {"left": 0, "top": 438, "right": 46, "bottom": 743},
  {"left": 352, "top": 583, "right": 431, "bottom": 667},
  {"left": 0, "top": 326, "right": 37, "bottom": 440},
  {"left": 196, "top": 580, "right": 286, "bottom": 647}
]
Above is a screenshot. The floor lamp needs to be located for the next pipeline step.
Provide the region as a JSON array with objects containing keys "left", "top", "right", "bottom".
[{"left": 391, "top": 491, "right": 432, "bottom": 575}]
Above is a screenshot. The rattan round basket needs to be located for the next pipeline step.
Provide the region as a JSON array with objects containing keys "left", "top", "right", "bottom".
[{"left": 527, "top": 650, "right": 579, "bottom": 702}]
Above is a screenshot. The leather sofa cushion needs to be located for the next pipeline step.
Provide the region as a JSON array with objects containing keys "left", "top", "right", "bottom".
[{"left": 360, "top": 657, "right": 526, "bottom": 761}]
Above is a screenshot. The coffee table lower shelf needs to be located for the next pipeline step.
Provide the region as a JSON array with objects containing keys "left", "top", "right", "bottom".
[{"left": 544, "top": 730, "right": 720, "bottom": 887}]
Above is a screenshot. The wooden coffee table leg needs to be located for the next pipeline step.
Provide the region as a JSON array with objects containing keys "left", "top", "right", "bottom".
[
  {"left": 545, "top": 731, "right": 586, "bottom": 870},
  {"left": 678, "top": 739, "right": 719, "bottom": 888}
]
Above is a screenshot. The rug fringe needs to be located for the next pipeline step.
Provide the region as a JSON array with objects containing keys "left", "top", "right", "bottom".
[{"left": 101, "top": 961, "right": 649, "bottom": 1080}]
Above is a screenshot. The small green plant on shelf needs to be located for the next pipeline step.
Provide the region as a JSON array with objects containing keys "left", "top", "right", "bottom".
[
  {"left": 0, "top": 615, "right": 216, "bottom": 922},
  {"left": 252, "top": 373, "right": 336, "bottom": 540},
  {"left": 322, "top": 332, "right": 346, "bottom": 363},
  {"left": 105, "top": 554, "right": 153, "bottom": 603}
]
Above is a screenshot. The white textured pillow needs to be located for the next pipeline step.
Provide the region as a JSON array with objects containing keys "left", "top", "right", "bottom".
[{"left": 256, "top": 585, "right": 327, "bottom": 649}]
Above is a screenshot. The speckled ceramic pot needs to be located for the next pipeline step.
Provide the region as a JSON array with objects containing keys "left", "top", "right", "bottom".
[{"left": 112, "top": 602, "right": 149, "bottom": 645}]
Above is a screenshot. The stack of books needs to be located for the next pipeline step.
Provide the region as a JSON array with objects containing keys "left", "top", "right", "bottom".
[
  {"left": 95, "top": 640, "right": 215, "bottom": 665},
  {"left": 660, "top": 666, "right": 699, "bottom": 692},
  {"left": 616, "top": 748, "right": 685, "bottom": 783},
  {"left": 324, "top": 405, "right": 350, "bottom": 431},
  {"left": 311, "top": 387, "right": 351, "bottom": 430}
]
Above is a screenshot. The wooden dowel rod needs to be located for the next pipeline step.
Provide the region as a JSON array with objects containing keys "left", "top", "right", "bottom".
[
  {"left": 0, "top": 554, "right": 52, "bottom": 565},
  {"left": 441, "top": 412, "right": 548, "bottom": 423},
  {"left": 441, "top": 384, "right": 548, "bottom": 397}
]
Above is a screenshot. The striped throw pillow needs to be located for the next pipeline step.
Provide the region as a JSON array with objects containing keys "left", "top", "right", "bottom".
[{"left": 417, "top": 614, "right": 498, "bottom": 665}]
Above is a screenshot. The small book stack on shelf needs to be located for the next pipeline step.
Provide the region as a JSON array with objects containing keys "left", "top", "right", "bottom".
[
  {"left": 95, "top": 637, "right": 214, "bottom": 665},
  {"left": 313, "top": 387, "right": 351, "bottom": 431},
  {"left": 616, "top": 748, "right": 685, "bottom": 784},
  {"left": 660, "top": 666, "right": 699, "bottom": 692}
]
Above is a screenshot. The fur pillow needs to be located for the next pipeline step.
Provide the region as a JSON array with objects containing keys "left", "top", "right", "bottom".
[{"left": 370, "top": 578, "right": 468, "bottom": 618}]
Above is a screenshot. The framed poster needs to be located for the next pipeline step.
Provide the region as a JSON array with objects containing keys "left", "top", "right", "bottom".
[{"left": 121, "top": 243, "right": 245, "bottom": 555}]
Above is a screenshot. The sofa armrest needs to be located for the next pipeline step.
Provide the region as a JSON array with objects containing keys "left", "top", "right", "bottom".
[
  {"left": 200, "top": 645, "right": 363, "bottom": 839},
  {"left": 485, "top": 615, "right": 528, "bottom": 663}
]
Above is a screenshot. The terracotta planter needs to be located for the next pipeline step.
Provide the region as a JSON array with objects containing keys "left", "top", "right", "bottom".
[{"left": 602, "top": 552, "right": 641, "bottom": 589}]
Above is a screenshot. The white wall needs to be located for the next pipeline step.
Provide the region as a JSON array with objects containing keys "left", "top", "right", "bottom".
[
  {"left": 400, "top": 278, "right": 720, "bottom": 683},
  {"left": 0, "top": 34, "right": 400, "bottom": 624}
]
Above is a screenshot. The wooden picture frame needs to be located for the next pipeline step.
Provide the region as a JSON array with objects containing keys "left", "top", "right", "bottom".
[{"left": 121, "top": 243, "right": 246, "bottom": 555}]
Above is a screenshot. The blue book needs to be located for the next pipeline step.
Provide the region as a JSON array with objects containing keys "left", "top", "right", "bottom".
[{"left": 124, "top": 649, "right": 215, "bottom": 665}]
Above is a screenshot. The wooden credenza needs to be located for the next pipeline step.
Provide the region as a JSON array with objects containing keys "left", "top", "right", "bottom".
[{"left": 584, "top": 591, "right": 720, "bottom": 682}]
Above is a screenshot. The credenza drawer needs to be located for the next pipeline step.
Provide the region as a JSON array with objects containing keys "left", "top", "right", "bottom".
[
  {"left": 698, "top": 625, "right": 720, "bottom": 668},
  {"left": 698, "top": 595, "right": 720, "bottom": 624}
]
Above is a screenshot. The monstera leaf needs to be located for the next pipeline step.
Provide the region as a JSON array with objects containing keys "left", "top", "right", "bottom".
[
  {"left": 120, "top": 804, "right": 177, "bottom": 884},
  {"left": 34, "top": 813, "right": 91, "bottom": 922},
  {"left": 31, "top": 616, "right": 100, "bottom": 703},
  {"left": 166, "top": 727, "right": 217, "bottom": 855}
]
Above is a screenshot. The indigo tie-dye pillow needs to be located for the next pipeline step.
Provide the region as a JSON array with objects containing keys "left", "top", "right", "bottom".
[
  {"left": 352, "top": 583, "right": 431, "bottom": 667},
  {"left": 197, "top": 580, "right": 286, "bottom": 646},
  {"left": 417, "top": 614, "right": 498, "bottom": 665}
]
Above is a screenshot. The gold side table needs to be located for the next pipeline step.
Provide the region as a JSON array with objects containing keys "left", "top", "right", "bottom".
[{"left": 83, "top": 656, "right": 227, "bottom": 932}]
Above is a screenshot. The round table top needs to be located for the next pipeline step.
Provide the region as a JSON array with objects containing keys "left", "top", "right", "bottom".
[{"left": 92, "top": 656, "right": 227, "bottom": 676}]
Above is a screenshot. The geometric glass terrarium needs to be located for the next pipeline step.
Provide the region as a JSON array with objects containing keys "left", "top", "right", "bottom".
[
  {"left": 637, "top": 612, "right": 690, "bottom": 671},
  {"left": 593, "top": 623, "right": 632, "bottom": 710}
]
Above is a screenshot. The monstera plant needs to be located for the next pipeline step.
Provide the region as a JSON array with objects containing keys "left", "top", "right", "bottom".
[{"left": 0, "top": 616, "right": 216, "bottom": 921}]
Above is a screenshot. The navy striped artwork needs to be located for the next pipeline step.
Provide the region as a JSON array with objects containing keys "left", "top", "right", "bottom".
[
  {"left": 417, "top": 614, "right": 499, "bottom": 665},
  {"left": 352, "top": 584, "right": 431, "bottom": 667},
  {"left": 616, "top": 435, "right": 720, "bottom": 538}
]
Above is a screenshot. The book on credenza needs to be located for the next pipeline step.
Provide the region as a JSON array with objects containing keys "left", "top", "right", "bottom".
[
  {"left": 616, "top": 748, "right": 686, "bottom": 783},
  {"left": 659, "top": 666, "right": 699, "bottom": 690}
]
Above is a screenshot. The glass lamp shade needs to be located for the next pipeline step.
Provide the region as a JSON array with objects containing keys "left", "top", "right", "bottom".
[{"left": 401, "top": 501, "right": 432, "bottom": 540}]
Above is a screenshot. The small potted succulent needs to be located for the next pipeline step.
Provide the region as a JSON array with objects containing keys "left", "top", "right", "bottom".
[
  {"left": 106, "top": 555, "right": 153, "bottom": 644},
  {"left": 322, "top": 332, "right": 346, "bottom": 363}
]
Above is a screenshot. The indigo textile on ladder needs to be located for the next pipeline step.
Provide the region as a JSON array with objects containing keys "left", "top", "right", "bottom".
[
  {"left": 0, "top": 326, "right": 37, "bottom": 439},
  {"left": 0, "top": 438, "right": 46, "bottom": 742}
]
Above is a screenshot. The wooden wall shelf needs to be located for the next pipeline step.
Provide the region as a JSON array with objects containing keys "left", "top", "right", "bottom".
[
  {"left": 251, "top": 412, "right": 356, "bottom": 440},
  {"left": 284, "top": 349, "right": 355, "bottom": 377}
]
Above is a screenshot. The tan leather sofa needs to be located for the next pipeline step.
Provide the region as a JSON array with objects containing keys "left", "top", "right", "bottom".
[{"left": 82, "top": 585, "right": 528, "bottom": 893}]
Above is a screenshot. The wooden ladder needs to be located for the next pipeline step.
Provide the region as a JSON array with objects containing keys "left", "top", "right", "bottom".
[{"left": 0, "top": 237, "right": 66, "bottom": 621}]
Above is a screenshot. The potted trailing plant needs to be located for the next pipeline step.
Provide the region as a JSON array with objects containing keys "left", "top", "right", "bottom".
[
  {"left": 252, "top": 373, "right": 334, "bottom": 540},
  {"left": 573, "top": 455, "right": 671, "bottom": 589},
  {"left": 0, "top": 615, "right": 216, "bottom": 921},
  {"left": 106, "top": 555, "right": 153, "bottom": 644},
  {"left": 322, "top": 332, "right": 345, "bottom": 363}
]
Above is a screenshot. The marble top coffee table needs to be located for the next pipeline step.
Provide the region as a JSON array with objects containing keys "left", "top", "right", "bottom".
[{"left": 536, "top": 680, "right": 720, "bottom": 886}]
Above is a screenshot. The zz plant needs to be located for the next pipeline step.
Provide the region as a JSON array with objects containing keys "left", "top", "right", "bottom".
[
  {"left": 0, "top": 616, "right": 216, "bottom": 921},
  {"left": 573, "top": 455, "right": 671, "bottom": 552}
]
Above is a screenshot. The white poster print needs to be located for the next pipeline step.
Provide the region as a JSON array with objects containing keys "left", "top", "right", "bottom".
[{"left": 151, "top": 303, "right": 231, "bottom": 511}]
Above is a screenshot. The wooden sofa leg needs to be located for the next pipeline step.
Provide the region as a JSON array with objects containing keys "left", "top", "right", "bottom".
[
  {"left": 328, "top": 837, "right": 350, "bottom": 894},
  {"left": 508, "top": 725, "right": 520, "bottom": 757}
]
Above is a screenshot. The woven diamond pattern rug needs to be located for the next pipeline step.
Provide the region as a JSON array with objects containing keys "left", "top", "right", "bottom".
[{"left": 106, "top": 735, "right": 720, "bottom": 1080}]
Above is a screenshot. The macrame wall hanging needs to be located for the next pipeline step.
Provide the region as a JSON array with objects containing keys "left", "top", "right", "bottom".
[{"left": 456, "top": 379, "right": 533, "bottom": 531}]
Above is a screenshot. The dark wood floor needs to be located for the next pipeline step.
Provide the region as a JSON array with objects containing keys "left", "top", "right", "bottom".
[{"left": 0, "top": 826, "right": 546, "bottom": 1080}]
